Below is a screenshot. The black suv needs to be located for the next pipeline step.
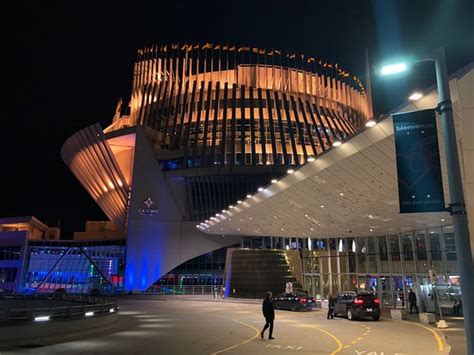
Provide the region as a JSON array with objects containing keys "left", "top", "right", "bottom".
[
  {"left": 274, "top": 293, "right": 316, "bottom": 311},
  {"left": 334, "top": 291, "right": 381, "bottom": 321}
]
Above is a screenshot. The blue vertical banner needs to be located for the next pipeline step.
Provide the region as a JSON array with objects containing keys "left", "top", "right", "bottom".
[{"left": 392, "top": 109, "right": 445, "bottom": 213}]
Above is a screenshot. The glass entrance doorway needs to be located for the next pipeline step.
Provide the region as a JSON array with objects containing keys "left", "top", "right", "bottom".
[{"left": 304, "top": 274, "right": 321, "bottom": 299}]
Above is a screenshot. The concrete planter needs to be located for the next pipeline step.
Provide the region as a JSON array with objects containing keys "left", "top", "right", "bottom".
[
  {"left": 419, "top": 312, "right": 436, "bottom": 324},
  {"left": 390, "top": 309, "right": 407, "bottom": 320}
]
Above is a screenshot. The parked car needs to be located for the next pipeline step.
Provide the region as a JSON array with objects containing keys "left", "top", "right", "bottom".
[
  {"left": 334, "top": 291, "right": 381, "bottom": 321},
  {"left": 274, "top": 292, "right": 316, "bottom": 311}
]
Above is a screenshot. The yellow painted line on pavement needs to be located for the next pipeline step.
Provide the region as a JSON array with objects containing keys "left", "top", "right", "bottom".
[
  {"left": 210, "top": 319, "right": 260, "bottom": 355},
  {"left": 310, "top": 326, "right": 344, "bottom": 355},
  {"left": 291, "top": 322, "right": 343, "bottom": 354},
  {"left": 401, "top": 321, "right": 444, "bottom": 352}
]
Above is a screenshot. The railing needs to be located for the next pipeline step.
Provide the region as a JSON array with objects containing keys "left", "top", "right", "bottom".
[
  {"left": 0, "top": 294, "right": 118, "bottom": 323},
  {"left": 143, "top": 285, "right": 220, "bottom": 296}
]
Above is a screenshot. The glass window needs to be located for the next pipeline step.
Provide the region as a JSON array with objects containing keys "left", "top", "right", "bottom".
[
  {"left": 401, "top": 234, "right": 414, "bottom": 260},
  {"left": 444, "top": 227, "right": 456, "bottom": 261},
  {"left": 367, "top": 238, "right": 377, "bottom": 273},
  {"left": 379, "top": 237, "right": 388, "bottom": 261},
  {"left": 357, "top": 238, "right": 366, "bottom": 273},
  {"left": 389, "top": 235, "right": 400, "bottom": 262},
  {"left": 415, "top": 233, "right": 427, "bottom": 260},
  {"left": 429, "top": 231, "right": 442, "bottom": 261}
]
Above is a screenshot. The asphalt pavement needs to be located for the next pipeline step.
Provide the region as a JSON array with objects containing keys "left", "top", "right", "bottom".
[{"left": 0, "top": 297, "right": 455, "bottom": 355}]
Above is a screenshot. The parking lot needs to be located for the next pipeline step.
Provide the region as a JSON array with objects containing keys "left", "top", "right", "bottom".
[{"left": 1, "top": 298, "right": 451, "bottom": 354}]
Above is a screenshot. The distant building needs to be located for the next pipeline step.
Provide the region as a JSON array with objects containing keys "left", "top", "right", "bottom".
[
  {"left": 0, "top": 217, "right": 125, "bottom": 294},
  {"left": 0, "top": 216, "right": 58, "bottom": 293}
]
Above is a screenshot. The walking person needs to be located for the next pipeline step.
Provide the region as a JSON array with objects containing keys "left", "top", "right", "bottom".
[
  {"left": 408, "top": 289, "right": 419, "bottom": 314},
  {"left": 213, "top": 285, "right": 218, "bottom": 298},
  {"left": 260, "top": 291, "right": 275, "bottom": 340},
  {"left": 327, "top": 294, "right": 335, "bottom": 320}
]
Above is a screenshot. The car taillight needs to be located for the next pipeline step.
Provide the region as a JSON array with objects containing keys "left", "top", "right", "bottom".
[
  {"left": 298, "top": 297, "right": 307, "bottom": 304},
  {"left": 354, "top": 299, "right": 364, "bottom": 305},
  {"left": 374, "top": 298, "right": 380, "bottom": 304}
]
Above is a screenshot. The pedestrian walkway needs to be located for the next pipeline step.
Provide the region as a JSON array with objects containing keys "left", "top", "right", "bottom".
[{"left": 380, "top": 307, "right": 466, "bottom": 354}]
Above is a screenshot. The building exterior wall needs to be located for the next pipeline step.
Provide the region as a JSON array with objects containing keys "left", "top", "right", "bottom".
[
  {"left": 300, "top": 225, "right": 459, "bottom": 311},
  {"left": 0, "top": 231, "right": 28, "bottom": 293},
  {"left": 124, "top": 126, "right": 242, "bottom": 291},
  {"left": 454, "top": 68, "right": 474, "bottom": 258}
]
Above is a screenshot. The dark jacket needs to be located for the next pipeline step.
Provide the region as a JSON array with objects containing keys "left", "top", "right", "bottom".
[
  {"left": 408, "top": 291, "right": 417, "bottom": 303},
  {"left": 328, "top": 296, "right": 336, "bottom": 308},
  {"left": 262, "top": 298, "right": 275, "bottom": 320}
]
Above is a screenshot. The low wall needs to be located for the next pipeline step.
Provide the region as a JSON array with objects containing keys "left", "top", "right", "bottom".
[{"left": 0, "top": 312, "right": 118, "bottom": 344}]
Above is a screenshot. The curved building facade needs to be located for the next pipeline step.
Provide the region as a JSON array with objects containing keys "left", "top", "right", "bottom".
[{"left": 62, "top": 44, "right": 370, "bottom": 291}]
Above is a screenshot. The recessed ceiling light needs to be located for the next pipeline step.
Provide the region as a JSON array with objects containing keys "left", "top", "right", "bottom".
[
  {"left": 365, "top": 120, "right": 376, "bottom": 127},
  {"left": 271, "top": 179, "right": 278, "bottom": 183},
  {"left": 237, "top": 228, "right": 241, "bottom": 231},
  {"left": 246, "top": 194, "right": 252, "bottom": 198},
  {"left": 281, "top": 228, "right": 285, "bottom": 231},
  {"left": 205, "top": 220, "right": 209, "bottom": 223},
  {"left": 320, "top": 204, "right": 325, "bottom": 208},
  {"left": 237, "top": 200, "right": 242, "bottom": 204},
  {"left": 310, "top": 227, "right": 314, "bottom": 231},
  {"left": 273, "top": 216, "right": 277, "bottom": 219},
  {"left": 369, "top": 228, "right": 373, "bottom": 232},
  {"left": 339, "top": 192, "right": 344, "bottom": 196},
  {"left": 408, "top": 92, "right": 423, "bottom": 101},
  {"left": 229, "top": 205, "right": 234, "bottom": 209},
  {"left": 333, "top": 141, "right": 342, "bottom": 147},
  {"left": 195, "top": 225, "right": 200, "bottom": 227},
  {"left": 249, "top": 217, "right": 253, "bottom": 220},
  {"left": 441, "top": 218, "right": 445, "bottom": 222},
  {"left": 222, "top": 209, "right": 227, "bottom": 213},
  {"left": 258, "top": 187, "right": 264, "bottom": 191},
  {"left": 307, "top": 157, "right": 315, "bottom": 162},
  {"left": 287, "top": 169, "right": 294, "bottom": 174}
]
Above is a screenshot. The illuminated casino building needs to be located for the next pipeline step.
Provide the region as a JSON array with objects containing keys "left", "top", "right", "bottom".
[{"left": 59, "top": 43, "right": 372, "bottom": 292}]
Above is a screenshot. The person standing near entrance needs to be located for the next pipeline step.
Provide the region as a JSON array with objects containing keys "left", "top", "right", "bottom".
[
  {"left": 327, "top": 294, "right": 335, "bottom": 319},
  {"left": 408, "top": 289, "right": 419, "bottom": 314},
  {"left": 260, "top": 291, "right": 275, "bottom": 340}
]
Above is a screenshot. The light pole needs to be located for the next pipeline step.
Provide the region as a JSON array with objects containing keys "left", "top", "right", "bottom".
[{"left": 380, "top": 47, "right": 474, "bottom": 355}]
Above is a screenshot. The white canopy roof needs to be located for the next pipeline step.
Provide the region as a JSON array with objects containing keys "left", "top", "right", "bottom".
[{"left": 199, "top": 70, "right": 472, "bottom": 238}]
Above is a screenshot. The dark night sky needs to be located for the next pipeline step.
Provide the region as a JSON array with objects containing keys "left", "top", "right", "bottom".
[{"left": 5, "top": 0, "right": 473, "bottom": 238}]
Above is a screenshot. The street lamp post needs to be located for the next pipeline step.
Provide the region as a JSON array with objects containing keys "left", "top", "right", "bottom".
[
  {"left": 381, "top": 47, "right": 474, "bottom": 355},
  {"left": 434, "top": 47, "right": 473, "bottom": 355}
]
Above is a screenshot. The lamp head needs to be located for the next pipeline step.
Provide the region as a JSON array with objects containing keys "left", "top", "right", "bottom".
[{"left": 380, "top": 62, "right": 408, "bottom": 76}]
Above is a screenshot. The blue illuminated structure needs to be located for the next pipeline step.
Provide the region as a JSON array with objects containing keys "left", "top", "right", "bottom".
[{"left": 24, "top": 240, "right": 125, "bottom": 294}]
